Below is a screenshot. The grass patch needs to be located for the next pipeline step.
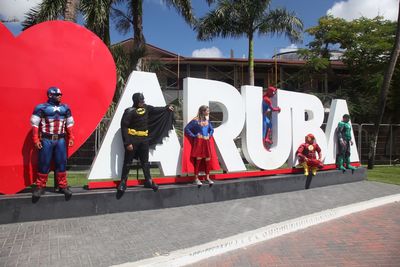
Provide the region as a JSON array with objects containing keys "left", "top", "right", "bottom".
[
  {"left": 367, "top": 166, "right": 400, "bottom": 185},
  {"left": 64, "top": 169, "right": 164, "bottom": 187},
  {"left": 41, "top": 165, "right": 400, "bottom": 188}
]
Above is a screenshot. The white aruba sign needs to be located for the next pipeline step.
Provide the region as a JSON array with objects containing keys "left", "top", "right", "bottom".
[{"left": 88, "top": 71, "right": 359, "bottom": 180}]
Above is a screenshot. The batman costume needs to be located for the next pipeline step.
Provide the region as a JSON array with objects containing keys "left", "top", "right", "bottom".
[{"left": 118, "top": 93, "right": 174, "bottom": 192}]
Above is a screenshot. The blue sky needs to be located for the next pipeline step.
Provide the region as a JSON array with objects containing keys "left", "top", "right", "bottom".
[{"left": 1, "top": 0, "right": 398, "bottom": 59}]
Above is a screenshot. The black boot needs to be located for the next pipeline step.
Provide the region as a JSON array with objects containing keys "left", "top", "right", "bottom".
[
  {"left": 60, "top": 187, "right": 72, "bottom": 200},
  {"left": 143, "top": 163, "right": 158, "bottom": 191},
  {"left": 32, "top": 187, "right": 45, "bottom": 198},
  {"left": 144, "top": 178, "right": 159, "bottom": 191},
  {"left": 117, "top": 178, "right": 128, "bottom": 192}
]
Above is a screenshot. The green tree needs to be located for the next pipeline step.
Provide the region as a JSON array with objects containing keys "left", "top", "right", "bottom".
[
  {"left": 22, "top": 0, "right": 80, "bottom": 27},
  {"left": 111, "top": 0, "right": 195, "bottom": 70},
  {"left": 293, "top": 16, "right": 347, "bottom": 95},
  {"left": 303, "top": 15, "right": 399, "bottom": 168},
  {"left": 303, "top": 16, "right": 397, "bottom": 123},
  {"left": 80, "top": 0, "right": 113, "bottom": 46},
  {"left": 339, "top": 17, "right": 394, "bottom": 121},
  {"left": 22, "top": 0, "right": 112, "bottom": 46},
  {"left": 195, "top": 0, "right": 303, "bottom": 85},
  {"left": 369, "top": 1, "right": 400, "bottom": 169},
  {"left": 64, "top": 0, "right": 80, "bottom": 21}
]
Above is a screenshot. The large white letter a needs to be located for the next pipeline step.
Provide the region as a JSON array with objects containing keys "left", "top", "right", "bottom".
[{"left": 88, "top": 71, "right": 181, "bottom": 180}]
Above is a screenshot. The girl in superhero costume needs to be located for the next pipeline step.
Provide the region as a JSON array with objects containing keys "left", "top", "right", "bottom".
[
  {"left": 182, "top": 105, "right": 220, "bottom": 186},
  {"left": 118, "top": 93, "right": 174, "bottom": 192},
  {"left": 296, "top": 134, "right": 324, "bottom": 176},
  {"left": 30, "top": 87, "right": 74, "bottom": 199},
  {"left": 263, "top": 86, "right": 280, "bottom": 151}
]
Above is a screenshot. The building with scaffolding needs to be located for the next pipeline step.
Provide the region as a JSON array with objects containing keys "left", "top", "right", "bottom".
[
  {"left": 68, "top": 40, "right": 399, "bottom": 168},
  {"left": 116, "top": 39, "right": 349, "bottom": 105}
]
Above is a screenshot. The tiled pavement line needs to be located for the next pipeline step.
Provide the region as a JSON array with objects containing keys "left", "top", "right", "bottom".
[{"left": 112, "top": 193, "right": 400, "bottom": 267}]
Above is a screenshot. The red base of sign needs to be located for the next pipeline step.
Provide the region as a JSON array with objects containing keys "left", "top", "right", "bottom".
[{"left": 87, "top": 162, "right": 361, "bottom": 189}]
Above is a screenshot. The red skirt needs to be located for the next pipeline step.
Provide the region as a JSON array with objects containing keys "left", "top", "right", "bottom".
[
  {"left": 181, "top": 135, "right": 220, "bottom": 174},
  {"left": 191, "top": 138, "right": 212, "bottom": 158}
]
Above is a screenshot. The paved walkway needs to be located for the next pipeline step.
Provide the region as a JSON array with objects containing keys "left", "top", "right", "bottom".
[
  {"left": 1, "top": 181, "right": 400, "bottom": 267},
  {"left": 188, "top": 202, "right": 400, "bottom": 267}
]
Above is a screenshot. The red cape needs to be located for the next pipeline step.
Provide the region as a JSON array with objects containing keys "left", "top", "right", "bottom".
[{"left": 181, "top": 135, "right": 220, "bottom": 174}]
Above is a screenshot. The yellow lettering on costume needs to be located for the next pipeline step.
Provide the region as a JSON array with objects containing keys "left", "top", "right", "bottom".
[{"left": 127, "top": 128, "right": 148, "bottom": 136}]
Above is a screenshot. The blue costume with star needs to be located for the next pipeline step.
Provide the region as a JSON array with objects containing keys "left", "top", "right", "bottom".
[
  {"left": 30, "top": 87, "right": 74, "bottom": 189},
  {"left": 31, "top": 100, "right": 73, "bottom": 174}
]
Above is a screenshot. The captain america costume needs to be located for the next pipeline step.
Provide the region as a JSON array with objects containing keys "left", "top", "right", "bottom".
[{"left": 30, "top": 87, "right": 74, "bottom": 197}]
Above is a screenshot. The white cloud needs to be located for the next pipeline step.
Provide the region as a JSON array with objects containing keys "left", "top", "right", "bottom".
[
  {"left": 279, "top": 44, "right": 298, "bottom": 53},
  {"left": 327, "top": 0, "right": 398, "bottom": 21},
  {"left": 0, "top": 0, "right": 42, "bottom": 22},
  {"left": 148, "top": 0, "right": 167, "bottom": 9},
  {"left": 192, "top": 47, "right": 223, "bottom": 58}
]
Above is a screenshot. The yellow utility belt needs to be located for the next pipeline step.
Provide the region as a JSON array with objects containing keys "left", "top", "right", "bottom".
[{"left": 128, "top": 128, "right": 148, "bottom": 136}]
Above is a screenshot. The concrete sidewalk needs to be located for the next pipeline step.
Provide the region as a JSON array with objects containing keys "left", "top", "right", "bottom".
[{"left": 1, "top": 181, "right": 400, "bottom": 267}]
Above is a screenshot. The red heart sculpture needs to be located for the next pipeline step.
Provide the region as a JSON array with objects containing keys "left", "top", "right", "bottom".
[{"left": 0, "top": 21, "right": 116, "bottom": 194}]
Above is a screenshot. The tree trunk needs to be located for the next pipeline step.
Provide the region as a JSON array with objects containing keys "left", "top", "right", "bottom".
[
  {"left": 367, "top": 0, "right": 400, "bottom": 169},
  {"left": 132, "top": 0, "right": 146, "bottom": 71},
  {"left": 100, "top": 4, "right": 111, "bottom": 47},
  {"left": 64, "top": 0, "right": 79, "bottom": 22},
  {"left": 103, "top": 14, "right": 111, "bottom": 47},
  {"left": 248, "top": 32, "right": 254, "bottom": 86}
]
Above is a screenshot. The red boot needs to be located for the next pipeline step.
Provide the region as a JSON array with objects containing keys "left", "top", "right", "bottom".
[
  {"left": 264, "top": 129, "right": 273, "bottom": 144},
  {"left": 56, "top": 172, "right": 72, "bottom": 198},
  {"left": 33, "top": 173, "right": 48, "bottom": 198}
]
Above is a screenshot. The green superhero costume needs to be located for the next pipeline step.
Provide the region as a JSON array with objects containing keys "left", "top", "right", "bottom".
[{"left": 337, "top": 118, "right": 356, "bottom": 171}]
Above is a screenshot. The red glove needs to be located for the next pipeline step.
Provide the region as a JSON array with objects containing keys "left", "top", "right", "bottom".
[
  {"left": 32, "top": 127, "right": 42, "bottom": 149},
  {"left": 66, "top": 126, "right": 75, "bottom": 147},
  {"left": 272, "top": 106, "right": 281, "bottom": 112},
  {"left": 32, "top": 127, "right": 40, "bottom": 145}
]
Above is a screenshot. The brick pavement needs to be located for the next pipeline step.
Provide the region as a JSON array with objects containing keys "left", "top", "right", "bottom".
[
  {"left": 189, "top": 202, "right": 400, "bottom": 267},
  {"left": 0, "top": 181, "right": 400, "bottom": 267}
]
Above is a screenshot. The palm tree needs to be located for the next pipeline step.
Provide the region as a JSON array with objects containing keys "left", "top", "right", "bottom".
[
  {"left": 22, "top": 0, "right": 112, "bottom": 46},
  {"left": 195, "top": 0, "right": 303, "bottom": 85},
  {"left": 22, "top": 0, "right": 80, "bottom": 30},
  {"left": 111, "top": 0, "right": 195, "bottom": 70},
  {"left": 80, "top": 0, "right": 113, "bottom": 46},
  {"left": 64, "top": 0, "right": 80, "bottom": 21},
  {"left": 368, "top": 1, "right": 400, "bottom": 169}
]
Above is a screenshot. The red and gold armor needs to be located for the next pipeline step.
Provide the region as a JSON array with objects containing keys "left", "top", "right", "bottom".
[{"left": 296, "top": 134, "right": 323, "bottom": 176}]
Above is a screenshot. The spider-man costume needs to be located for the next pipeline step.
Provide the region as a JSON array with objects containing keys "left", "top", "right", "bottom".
[
  {"left": 30, "top": 87, "right": 74, "bottom": 198},
  {"left": 296, "top": 134, "right": 323, "bottom": 176},
  {"left": 263, "top": 86, "right": 280, "bottom": 150}
]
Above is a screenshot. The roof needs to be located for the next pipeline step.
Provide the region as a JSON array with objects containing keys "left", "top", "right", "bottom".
[{"left": 112, "top": 38, "right": 346, "bottom": 68}]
